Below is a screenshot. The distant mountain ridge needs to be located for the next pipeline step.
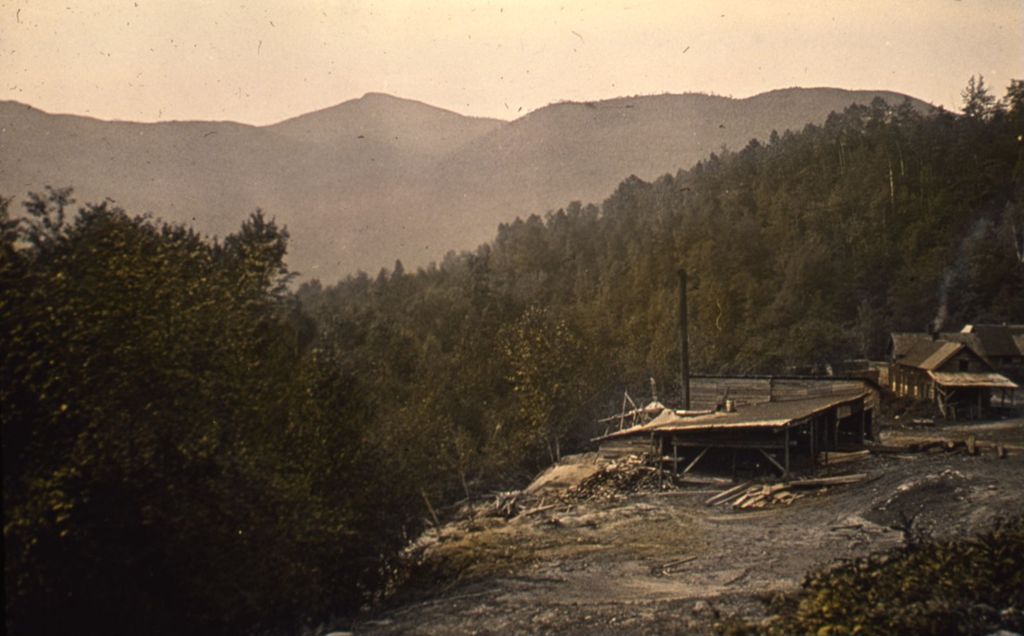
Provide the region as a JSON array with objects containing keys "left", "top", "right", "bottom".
[{"left": 0, "top": 88, "right": 931, "bottom": 281}]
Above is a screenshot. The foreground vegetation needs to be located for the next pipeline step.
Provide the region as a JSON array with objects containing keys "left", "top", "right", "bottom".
[
  {"left": 3, "top": 77, "right": 1023, "bottom": 634},
  {"left": 725, "top": 518, "right": 1024, "bottom": 636}
]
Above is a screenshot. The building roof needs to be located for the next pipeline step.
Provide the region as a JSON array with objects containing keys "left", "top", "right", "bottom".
[
  {"left": 927, "top": 371, "right": 1019, "bottom": 389},
  {"left": 595, "top": 392, "right": 867, "bottom": 440},
  {"left": 890, "top": 325, "right": 1024, "bottom": 368},
  {"left": 890, "top": 332, "right": 933, "bottom": 359},
  {"left": 899, "top": 340, "right": 966, "bottom": 370},
  {"left": 961, "top": 324, "right": 1024, "bottom": 358}
]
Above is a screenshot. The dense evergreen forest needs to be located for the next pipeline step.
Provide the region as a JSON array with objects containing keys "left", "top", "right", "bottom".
[{"left": 3, "top": 78, "right": 1024, "bottom": 634}]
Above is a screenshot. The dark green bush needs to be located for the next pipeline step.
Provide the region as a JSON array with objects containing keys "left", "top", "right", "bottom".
[{"left": 725, "top": 518, "right": 1024, "bottom": 636}]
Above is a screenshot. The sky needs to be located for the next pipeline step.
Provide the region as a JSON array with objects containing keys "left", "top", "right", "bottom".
[{"left": 1, "top": 0, "right": 1022, "bottom": 124}]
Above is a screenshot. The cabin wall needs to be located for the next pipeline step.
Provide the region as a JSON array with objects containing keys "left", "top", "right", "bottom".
[{"left": 936, "top": 349, "right": 990, "bottom": 374}]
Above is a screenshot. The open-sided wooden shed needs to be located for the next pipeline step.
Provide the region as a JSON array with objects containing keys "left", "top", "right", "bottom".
[{"left": 594, "top": 391, "right": 872, "bottom": 479}]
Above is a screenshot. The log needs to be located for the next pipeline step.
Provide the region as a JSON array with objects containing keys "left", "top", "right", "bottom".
[
  {"left": 866, "top": 443, "right": 915, "bottom": 454},
  {"left": 661, "top": 555, "right": 698, "bottom": 570},
  {"left": 520, "top": 503, "right": 559, "bottom": 517},
  {"left": 867, "top": 441, "right": 957, "bottom": 455},
  {"left": 705, "top": 480, "right": 753, "bottom": 506},
  {"left": 715, "top": 488, "right": 752, "bottom": 506},
  {"left": 825, "top": 450, "right": 871, "bottom": 465},
  {"left": 966, "top": 435, "right": 977, "bottom": 456},
  {"left": 738, "top": 493, "right": 767, "bottom": 509},
  {"left": 782, "top": 471, "right": 872, "bottom": 485}
]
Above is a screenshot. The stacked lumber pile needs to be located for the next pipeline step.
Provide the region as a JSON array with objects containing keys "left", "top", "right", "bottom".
[
  {"left": 560, "top": 455, "right": 664, "bottom": 502},
  {"left": 705, "top": 473, "right": 870, "bottom": 510},
  {"left": 733, "top": 484, "right": 802, "bottom": 509}
]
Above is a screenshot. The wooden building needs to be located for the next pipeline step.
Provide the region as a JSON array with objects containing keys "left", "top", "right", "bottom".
[
  {"left": 955, "top": 324, "right": 1024, "bottom": 383},
  {"left": 595, "top": 391, "right": 873, "bottom": 479},
  {"left": 888, "top": 335, "right": 1018, "bottom": 419},
  {"left": 889, "top": 324, "right": 1024, "bottom": 384}
]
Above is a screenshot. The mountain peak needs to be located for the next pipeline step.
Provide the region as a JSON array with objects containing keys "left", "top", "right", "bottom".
[{"left": 358, "top": 91, "right": 403, "bottom": 102}]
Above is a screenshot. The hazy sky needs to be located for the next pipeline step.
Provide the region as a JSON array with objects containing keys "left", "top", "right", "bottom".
[{"left": 2, "top": 0, "right": 1022, "bottom": 124}]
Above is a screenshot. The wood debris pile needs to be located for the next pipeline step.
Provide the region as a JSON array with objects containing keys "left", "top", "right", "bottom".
[
  {"left": 492, "top": 491, "right": 521, "bottom": 519},
  {"left": 705, "top": 473, "right": 870, "bottom": 510},
  {"left": 559, "top": 455, "right": 666, "bottom": 501}
]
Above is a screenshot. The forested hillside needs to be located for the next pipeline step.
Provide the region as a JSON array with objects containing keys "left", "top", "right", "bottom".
[
  {"left": 1, "top": 88, "right": 926, "bottom": 281},
  {"left": 3, "top": 78, "right": 1023, "bottom": 635}
]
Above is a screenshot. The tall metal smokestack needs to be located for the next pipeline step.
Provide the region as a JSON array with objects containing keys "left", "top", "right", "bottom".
[{"left": 678, "top": 269, "right": 690, "bottom": 410}]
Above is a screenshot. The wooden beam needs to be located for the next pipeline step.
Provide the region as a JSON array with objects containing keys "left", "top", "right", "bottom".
[
  {"left": 759, "top": 448, "right": 787, "bottom": 476},
  {"left": 682, "top": 447, "right": 710, "bottom": 475},
  {"left": 667, "top": 438, "right": 786, "bottom": 449}
]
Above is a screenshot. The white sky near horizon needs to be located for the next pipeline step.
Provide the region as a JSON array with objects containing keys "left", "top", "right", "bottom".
[{"left": 1, "top": 0, "right": 1022, "bottom": 124}]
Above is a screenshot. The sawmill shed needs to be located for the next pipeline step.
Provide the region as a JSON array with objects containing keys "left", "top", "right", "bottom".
[
  {"left": 594, "top": 390, "right": 873, "bottom": 479},
  {"left": 593, "top": 270, "right": 878, "bottom": 478}
]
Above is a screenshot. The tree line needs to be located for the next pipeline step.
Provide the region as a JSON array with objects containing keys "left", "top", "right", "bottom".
[{"left": 3, "top": 77, "right": 1023, "bottom": 634}]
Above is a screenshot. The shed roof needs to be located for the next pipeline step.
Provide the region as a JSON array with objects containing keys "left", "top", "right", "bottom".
[
  {"left": 595, "top": 392, "right": 867, "bottom": 440},
  {"left": 927, "top": 371, "right": 1018, "bottom": 389}
]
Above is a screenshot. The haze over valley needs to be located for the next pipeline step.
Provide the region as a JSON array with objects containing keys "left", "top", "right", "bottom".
[{"left": 2, "top": 87, "right": 926, "bottom": 281}]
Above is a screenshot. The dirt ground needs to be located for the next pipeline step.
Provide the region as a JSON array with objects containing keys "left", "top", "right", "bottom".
[{"left": 353, "top": 417, "right": 1024, "bottom": 635}]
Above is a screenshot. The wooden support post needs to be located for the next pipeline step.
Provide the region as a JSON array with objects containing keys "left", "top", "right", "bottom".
[
  {"left": 784, "top": 426, "right": 790, "bottom": 477},
  {"left": 823, "top": 416, "right": 829, "bottom": 466},
  {"left": 859, "top": 409, "right": 866, "bottom": 446},
  {"left": 683, "top": 447, "right": 709, "bottom": 475},
  {"left": 809, "top": 419, "right": 816, "bottom": 467},
  {"left": 658, "top": 436, "right": 664, "bottom": 486},
  {"left": 672, "top": 442, "right": 679, "bottom": 477}
]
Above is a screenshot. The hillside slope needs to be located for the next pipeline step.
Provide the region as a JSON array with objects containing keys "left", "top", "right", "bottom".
[{"left": 0, "top": 88, "right": 929, "bottom": 281}]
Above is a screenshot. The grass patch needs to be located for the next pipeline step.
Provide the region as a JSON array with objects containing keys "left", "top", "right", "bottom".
[{"left": 400, "top": 503, "right": 702, "bottom": 593}]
